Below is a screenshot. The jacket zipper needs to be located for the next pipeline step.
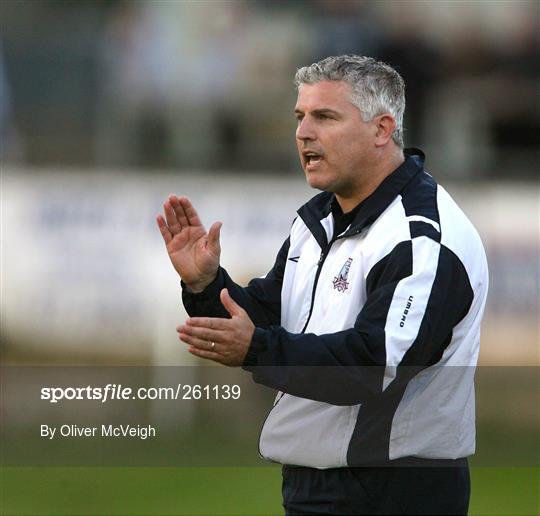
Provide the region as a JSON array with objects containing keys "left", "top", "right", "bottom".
[
  {"left": 257, "top": 236, "right": 337, "bottom": 458},
  {"left": 299, "top": 227, "right": 362, "bottom": 334},
  {"left": 258, "top": 227, "right": 362, "bottom": 456},
  {"left": 300, "top": 239, "right": 335, "bottom": 333}
]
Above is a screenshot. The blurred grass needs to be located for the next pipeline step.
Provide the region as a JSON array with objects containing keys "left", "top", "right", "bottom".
[
  {"left": 1, "top": 466, "right": 538, "bottom": 515},
  {"left": 0, "top": 467, "right": 283, "bottom": 515}
]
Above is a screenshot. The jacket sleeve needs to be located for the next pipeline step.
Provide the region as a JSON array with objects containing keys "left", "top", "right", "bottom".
[
  {"left": 182, "top": 237, "right": 290, "bottom": 328},
  {"left": 242, "top": 236, "right": 474, "bottom": 405}
]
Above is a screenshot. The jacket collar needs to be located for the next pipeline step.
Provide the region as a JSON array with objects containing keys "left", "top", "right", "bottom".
[{"left": 297, "top": 148, "right": 425, "bottom": 248}]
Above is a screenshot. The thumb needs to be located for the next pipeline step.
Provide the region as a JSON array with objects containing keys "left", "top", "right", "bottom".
[
  {"left": 220, "top": 288, "right": 244, "bottom": 317},
  {"left": 207, "top": 221, "right": 222, "bottom": 255}
]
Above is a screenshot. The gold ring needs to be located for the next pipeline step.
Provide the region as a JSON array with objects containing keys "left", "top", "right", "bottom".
[{"left": 211, "top": 342, "right": 215, "bottom": 350}]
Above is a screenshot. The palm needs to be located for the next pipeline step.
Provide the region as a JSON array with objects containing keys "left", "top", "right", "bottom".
[
  {"left": 167, "top": 224, "right": 217, "bottom": 282},
  {"left": 157, "top": 195, "right": 221, "bottom": 290}
]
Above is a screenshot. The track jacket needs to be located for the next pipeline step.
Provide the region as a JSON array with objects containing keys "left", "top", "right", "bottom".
[{"left": 183, "top": 149, "right": 489, "bottom": 468}]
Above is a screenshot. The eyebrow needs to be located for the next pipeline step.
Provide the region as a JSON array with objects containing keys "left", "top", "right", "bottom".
[{"left": 294, "top": 108, "right": 341, "bottom": 117}]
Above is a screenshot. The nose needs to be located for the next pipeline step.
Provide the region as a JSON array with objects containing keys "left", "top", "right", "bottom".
[{"left": 296, "top": 116, "right": 316, "bottom": 142}]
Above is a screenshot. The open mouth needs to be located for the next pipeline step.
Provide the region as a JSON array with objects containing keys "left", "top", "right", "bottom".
[{"left": 303, "top": 151, "right": 323, "bottom": 167}]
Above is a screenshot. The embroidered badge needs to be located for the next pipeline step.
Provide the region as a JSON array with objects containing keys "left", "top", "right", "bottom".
[{"left": 332, "top": 257, "right": 353, "bottom": 292}]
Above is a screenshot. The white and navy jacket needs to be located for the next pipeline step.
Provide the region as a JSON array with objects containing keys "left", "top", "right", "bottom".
[{"left": 183, "top": 149, "right": 489, "bottom": 468}]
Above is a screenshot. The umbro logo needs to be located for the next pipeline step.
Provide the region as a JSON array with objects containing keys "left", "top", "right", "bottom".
[
  {"left": 333, "top": 257, "right": 353, "bottom": 292},
  {"left": 400, "top": 296, "right": 414, "bottom": 327}
]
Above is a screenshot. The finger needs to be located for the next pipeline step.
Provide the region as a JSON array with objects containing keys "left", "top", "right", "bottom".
[
  {"left": 183, "top": 317, "right": 230, "bottom": 330},
  {"left": 169, "top": 195, "right": 189, "bottom": 228},
  {"left": 177, "top": 323, "right": 224, "bottom": 344},
  {"left": 207, "top": 221, "right": 222, "bottom": 256},
  {"left": 187, "top": 345, "right": 224, "bottom": 363},
  {"left": 156, "top": 215, "right": 173, "bottom": 244},
  {"left": 178, "top": 197, "right": 203, "bottom": 227},
  {"left": 163, "top": 199, "right": 181, "bottom": 233},
  {"left": 220, "top": 288, "right": 245, "bottom": 317},
  {"left": 179, "top": 332, "right": 219, "bottom": 353}
]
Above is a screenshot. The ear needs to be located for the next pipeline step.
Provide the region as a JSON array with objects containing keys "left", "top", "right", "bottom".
[{"left": 373, "top": 114, "right": 397, "bottom": 147}]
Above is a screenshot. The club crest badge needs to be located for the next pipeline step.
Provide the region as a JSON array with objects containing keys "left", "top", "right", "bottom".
[{"left": 332, "top": 257, "right": 353, "bottom": 292}]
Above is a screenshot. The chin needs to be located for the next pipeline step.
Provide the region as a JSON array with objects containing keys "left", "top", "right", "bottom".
[{"left": 305, "top": 173, "right": 333, "bottom": 192}]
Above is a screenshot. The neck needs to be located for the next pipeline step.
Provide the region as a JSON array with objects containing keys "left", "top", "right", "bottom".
[{"left": 336, "top": 148, "right": 405, "bottom": 213}]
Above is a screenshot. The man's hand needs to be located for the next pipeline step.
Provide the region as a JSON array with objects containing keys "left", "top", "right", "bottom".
[
  {"left": 157, "top": 195, "right": 221, "bottom": 292},
  {"left": 177, "top": 289, "right": 255, "bottom": 366}
]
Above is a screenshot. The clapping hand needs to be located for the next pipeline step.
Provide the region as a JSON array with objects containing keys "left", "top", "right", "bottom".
[
  {"left": 157, "top": 195, "right": 221, "bottom": 292},
  {"left": 177, "top": 288, "right": 255, "bottom": 366}
]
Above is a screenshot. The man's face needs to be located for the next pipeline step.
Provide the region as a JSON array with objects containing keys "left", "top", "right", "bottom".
[{"left": 295, "top": 81, "right": 377, "bottom": 197}]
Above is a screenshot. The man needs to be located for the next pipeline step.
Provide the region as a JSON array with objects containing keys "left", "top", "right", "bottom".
[{"left": 157, "top": 55, "right": 488, "bottom": 515}]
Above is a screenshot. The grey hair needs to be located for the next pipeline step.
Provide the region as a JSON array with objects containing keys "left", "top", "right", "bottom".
[{"left": 294, "top": 55, "right": 405, "bottom": 148}]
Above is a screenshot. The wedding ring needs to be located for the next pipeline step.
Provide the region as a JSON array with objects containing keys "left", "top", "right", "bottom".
[{"left": 211, "top": 342, "right": 215, "bottom": 350}]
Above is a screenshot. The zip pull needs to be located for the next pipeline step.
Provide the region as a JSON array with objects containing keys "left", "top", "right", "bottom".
[{"left": 318, "top": 239, "right": 334, "bottom": 266}]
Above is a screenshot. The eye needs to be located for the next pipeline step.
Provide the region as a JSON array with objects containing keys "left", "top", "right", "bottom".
[{"left": 317, "top": 113, "right": 333, "bottom": 120}]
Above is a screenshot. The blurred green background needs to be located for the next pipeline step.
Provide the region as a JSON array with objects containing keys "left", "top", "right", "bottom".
[{"left": 1, "top": 467, "right": 539, "bottom": 515}]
